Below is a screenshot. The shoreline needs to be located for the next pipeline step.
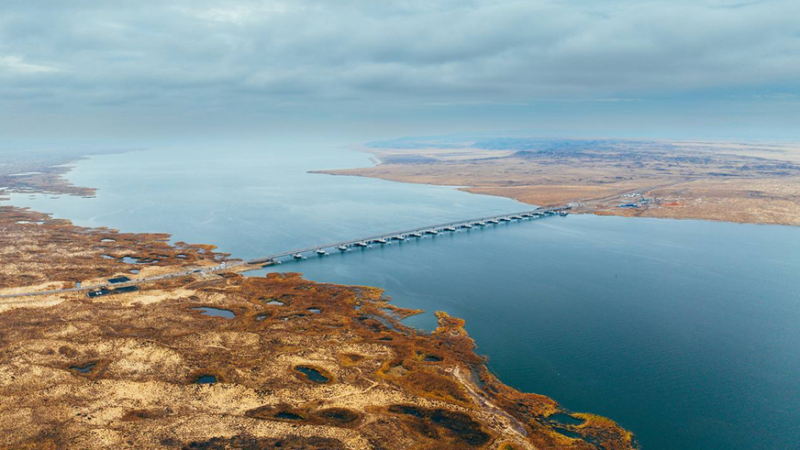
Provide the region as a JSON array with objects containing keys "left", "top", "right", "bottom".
[
  {"left": 316, "top": 140, "right": 800, "bottom": 227},
  {"left": 0, "top": 149, "right": 638, "bottom": 449},
  {"left": 318, "top": 169, "right": 800, "bottom": 228}
]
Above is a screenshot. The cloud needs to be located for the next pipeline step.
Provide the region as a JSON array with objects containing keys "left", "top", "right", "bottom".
[
  {"left": 0, "top": 55, "right": 59, "bottom": 75},
  {"left": 173, "top": 2, "right": 292, "bottom": 25},
  {"left": 0, "top": 0, "right": 797, "bottom": 130}
]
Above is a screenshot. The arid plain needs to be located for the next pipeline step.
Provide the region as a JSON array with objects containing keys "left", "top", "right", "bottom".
[{"left": 319, "top": 138, "right": 800, "bottom": 226}]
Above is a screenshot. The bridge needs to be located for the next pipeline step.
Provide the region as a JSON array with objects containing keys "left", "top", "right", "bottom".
[
  {"left": 0, "top": 207, "right": 569, "bottom": 299},
  {"left": 247, "top": 207, "right": 568, "bottom": 265}
]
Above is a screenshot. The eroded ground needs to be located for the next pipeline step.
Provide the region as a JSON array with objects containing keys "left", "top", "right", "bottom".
[{"left": 319, "top": 138, "right": 800, "bottom": 226}]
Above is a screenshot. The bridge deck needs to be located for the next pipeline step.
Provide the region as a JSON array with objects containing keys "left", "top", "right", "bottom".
[{"left": 246, "top": 208, "right": 557, "bottom": 264}]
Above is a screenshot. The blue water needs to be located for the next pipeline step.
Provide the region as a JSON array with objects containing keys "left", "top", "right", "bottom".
[
  {"left": 7, "top": 139, "right": 800, "bottom": 450},
  {"left": 196, "top": 375, "right": 217, "bottom": 384},
  {"left": 296, "top": 366, "right": 329, "bottom": 384},
  {"left": 192, "top": 307, "right": 236, "bottom": 319},
  {"left": 256, "top": 215, "right": 800, "bottom": 450},
  {"left": 7, "top": 139, "right": 521, "bottom": 256}
]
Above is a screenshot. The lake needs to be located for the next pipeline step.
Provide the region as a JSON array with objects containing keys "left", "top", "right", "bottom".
[{"left": 8, "top": 138, "right": 800, "bottom": 450}]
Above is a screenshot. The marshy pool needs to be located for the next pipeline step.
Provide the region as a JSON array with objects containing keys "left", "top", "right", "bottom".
[
  {"left": 295, "top": 366, "right": 329, "bottom": 384},
  {"left": 69, "top": 363, "right": 96, "bottom": 374},
  {"left": 192, "top": 307, "right": 235, "bottom": 319},
  {"left": 195, "top": 375, "right": 217, "bottom": 384}
]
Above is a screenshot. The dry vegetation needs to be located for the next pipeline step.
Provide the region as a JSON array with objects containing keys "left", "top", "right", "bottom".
[
  {"left": 319, "top": 139, "right": 800, "bottom": 226},
  {"left": 0, "top": 207, "right": 222, "bottom": 297},
  {"left": 0, "top": 269, "right": 635, "bottom": 450}
]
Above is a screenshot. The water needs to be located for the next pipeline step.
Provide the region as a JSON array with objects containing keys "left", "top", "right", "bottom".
[
  {"left": 70, "top": 363, "right": 96, "bottom": 374},
  {"left": 196, "top": 375, "right": 217, "bottom": 384},
  {"left": 548, "top": 413, "right": 585, "bottom": 426},
  {"left": 192, "top": 307, "right": 236, "bottom": 319},
  {"left": 7, "top": 139, "right": 521, "bottom": 257},
  {"left": 295, "top": 366, "right": 329, "bottom": 384},
  {"left": 6, "top": 139, "right": 800, "bottom": 450},
  {"left": 256, "top": 215, "right": 800, "bottom": 450}
]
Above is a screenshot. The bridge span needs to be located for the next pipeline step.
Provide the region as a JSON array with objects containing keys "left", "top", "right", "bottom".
[
  {"left": 248, "top": 207, "right": 568, "bottom": 265},
  {"left": 0, "top": 207, "right": 568, "bottom": 299}
]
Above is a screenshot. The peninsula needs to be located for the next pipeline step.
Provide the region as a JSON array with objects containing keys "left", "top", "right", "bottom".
[{"left": 317, "top": 137, "right": 800, "bottom": 226}]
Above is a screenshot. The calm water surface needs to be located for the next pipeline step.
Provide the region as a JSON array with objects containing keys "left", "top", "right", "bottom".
[{"left": 8, "top": 140, "right": 800, "bottom": 450}]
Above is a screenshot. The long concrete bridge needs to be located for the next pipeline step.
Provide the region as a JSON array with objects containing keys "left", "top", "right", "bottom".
[
  {"left": 0, "top": 207, "right": 569, "bottom": 299},
  {"left": 247, "top": 207, "right": 568, "bottom": 265}
]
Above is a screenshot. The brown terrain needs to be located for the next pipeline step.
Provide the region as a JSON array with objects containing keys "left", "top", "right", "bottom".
[
  {"left": 318, "top": 138, "right": 800, "bottom": 226},
  {"left": 0, "top": 154, "right": 636, "bottom": 449}
]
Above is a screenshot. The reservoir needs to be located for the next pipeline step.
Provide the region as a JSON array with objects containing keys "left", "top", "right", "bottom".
[{"left": 7, "top": 138, "right": 800, "bottom": 450}]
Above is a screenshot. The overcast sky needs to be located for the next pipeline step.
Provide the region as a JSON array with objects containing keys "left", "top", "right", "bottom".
[{"left": 1, "top": 0, "right": 799, "bottom": 141}]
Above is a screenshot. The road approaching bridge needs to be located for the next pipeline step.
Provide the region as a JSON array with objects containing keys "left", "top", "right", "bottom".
[{"left": 0, "top": 207, "right": 568, "bottom": 299}]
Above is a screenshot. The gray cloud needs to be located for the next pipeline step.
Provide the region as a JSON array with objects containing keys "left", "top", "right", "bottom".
[{"left": 0, "top": 0, "right": 798, "bottom": 137}]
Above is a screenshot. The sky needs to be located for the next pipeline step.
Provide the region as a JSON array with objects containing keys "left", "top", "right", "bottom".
[{"left": 1, "top": 0, "right": 799, "bottom": 142}]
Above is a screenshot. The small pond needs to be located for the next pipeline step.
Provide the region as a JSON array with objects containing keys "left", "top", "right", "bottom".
[
  {"left": 548, "top": 413, "right": 585, "bottom": 426},
  {"left": 196, "top": 375, "right": 217, "bottom": 384},
  {"left": 123, "top": 256, "right": 157, "bottom": 264},
  {"left": 69, "top": 363, "right": 96, "bottom": 374},
  {"left": 295, "top": 366, "right": 329, "bottom": 384},
  {"left": 192, "top": 307, "right": 235, "bottom": 319}
]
